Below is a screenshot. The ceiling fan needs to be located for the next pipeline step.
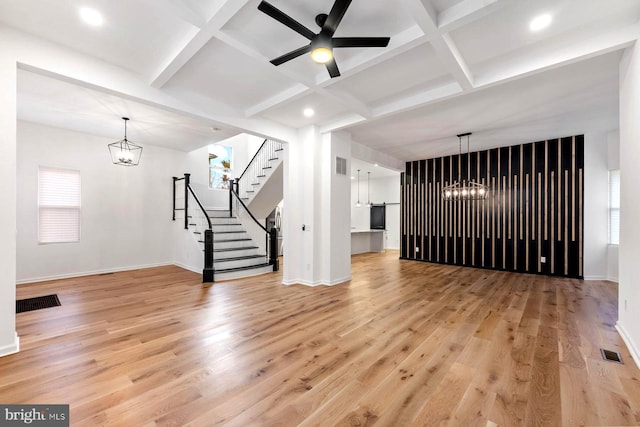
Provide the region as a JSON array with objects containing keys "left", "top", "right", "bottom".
[{"left": 258, "top": 0, "right": 390, "bottom": 78}]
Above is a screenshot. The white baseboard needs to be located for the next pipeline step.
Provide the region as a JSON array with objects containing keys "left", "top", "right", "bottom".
[
  {"left": 0, "top": 333, "right": 19, "bottom": 358},
  {"left": 173, "top": 262, "right": 201, "bottom": 274},
  {"left": 16, "top": 262, "right": 173, "bottom": 285},
  {"left": 616, "top": 322, "right": 640, "bottom": 370},
  {"left": 607, "top": 276, "right": 619, "bottom": 283},
  {"left": 583, "top": 275, "right": 607, "bottom": 281},
  {"left": 283, "top": 275, "right": 351, "bottom": 287}
]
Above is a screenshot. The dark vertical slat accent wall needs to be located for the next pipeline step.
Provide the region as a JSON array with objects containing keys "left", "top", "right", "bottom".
[{"left": 400, "top": 135, "right": 584, "bottom": 279}]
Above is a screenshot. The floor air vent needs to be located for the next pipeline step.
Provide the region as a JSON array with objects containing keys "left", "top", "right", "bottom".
[
  {"left": 600, "top": 348, "right": 623, "bottom": 364},
  {"left": 16, "top": 294, "right": 61, "bottom": 313}
]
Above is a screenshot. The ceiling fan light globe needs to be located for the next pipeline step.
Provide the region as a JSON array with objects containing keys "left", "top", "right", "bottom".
[{"left": 311, "top": 47, "right": 333, "bottom": 63}]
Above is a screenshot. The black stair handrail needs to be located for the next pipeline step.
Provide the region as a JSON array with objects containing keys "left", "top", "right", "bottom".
[
  {"left": 238, "top": 138, "right": 268, "bottom": 182},
  {"left": 230, "top": 180, "right": 279, "bottom": 271},
  {"left": 172, "top": 173, "right": 214, "bottom": 282},
  {"left": 231, "top": 181, "right": 267, "bottom": 233},
  {"left": 186, "top": 184, "right": 212, "bottom": 230}
]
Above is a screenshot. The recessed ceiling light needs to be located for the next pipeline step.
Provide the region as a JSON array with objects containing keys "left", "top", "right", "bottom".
[
  {"left": 529, "top": 14, "right": 551, "bottom": 32},
  {"left": 350, "top": 175, "right": 355, "bottom": 180},
  {"left": 79, "top": 7, "right": 104, "bottom": 26},
  {"left": 303, "top": 108, "right": 315, "bottom": 117},
  {"left": 374, "top": 163, "right": 379, "bottom": 167}
]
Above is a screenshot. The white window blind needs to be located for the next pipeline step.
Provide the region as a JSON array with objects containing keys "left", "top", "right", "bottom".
[
  {"left": 38, "top": 167, "right": 81, "bottom": 243},
  {"left": 609, "top": 169, "right": 620, "bottom": 245}
]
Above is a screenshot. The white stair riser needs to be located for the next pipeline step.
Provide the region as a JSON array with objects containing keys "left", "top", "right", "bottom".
[
  {"left": 214, "top": 265, "right": 274, "bottom": 281},
  {"left": 210, "top": 217, "right": 240, "bottom": 225},
  {"left": 214, "top": 240, "right": 253, "bottom": 249},
  {"left": 216, "top": 248, "right": 263, "bottom": 258},
  {"left": 213, "top": 232, "right": 248, "bottom": 240},
  {"left": 210, "top": 224, "right": 244, "bottom": 233},
  {"left": 206, "top": 210, "right": 232, "bottom": 218},
  {"left": 214, "top": 257, "right": 268, "bottom": 270}
]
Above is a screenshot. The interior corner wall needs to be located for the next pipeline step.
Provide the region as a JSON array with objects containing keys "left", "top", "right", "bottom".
[
  {"left": 607, "top": 130, "right": 620, "bottom": 282},
  {"left": 401, "top": 136, "right": 585, "bottom": 278},
  {"left": 617, "top": 41, "right": 640, "bottom": 368},
  {"left": 283, "top": 126, "right": 318, "bottom": 285},
  {"left": 0, "top": 57, "right": 18, "bottom": 356},
  {"left": 323, "top": 131, "right": 351, "bottom": 284},
  {"left": 16, "top": 121, "right": 187, "bottom": 283},
  {"left": 582, "top": 132, "right": 608, "bottom": 280}
]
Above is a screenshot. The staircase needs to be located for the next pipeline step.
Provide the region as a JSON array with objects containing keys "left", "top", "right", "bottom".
[
  {"left": 193, "top": 209, "right": 273, "bottom": 281},
  {"left": 172, "top": 139, "right": 285, "bottom": 282},
  {"left": 236, "top": 139, "right": 284, "bottom": 218}
]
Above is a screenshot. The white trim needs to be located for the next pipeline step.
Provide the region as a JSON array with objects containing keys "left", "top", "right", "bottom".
[
  {"left": 606, "top": 276, "right": 619, "bottom": 283},
  {"left": 0, "top": 333, "right": 20, "bottom": 358},
  {"left": 173, "top": 262, "right": 201, "bottom": 274},
  {"left": 16, "top": 262, "right": 173, "bottom": 285},
  {"left": 616, "top": 321, "right": 640, "bottom": 370},
  {"left": 583, "top": 275, "right": 607, "bottom": 281},
  {"left": 283, "top": 275, "right": 352, "bottom": 287}
]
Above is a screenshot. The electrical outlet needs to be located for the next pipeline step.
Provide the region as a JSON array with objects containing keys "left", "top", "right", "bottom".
[
  {"left": 415, "top": 247, "right": 420, "bottom": 253},
  {"left": 541, "top": 256, "right": 546, "bottom": 263}
]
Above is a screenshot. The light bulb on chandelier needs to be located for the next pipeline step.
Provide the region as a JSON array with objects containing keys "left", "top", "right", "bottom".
[{"left": 441, "top": 132, "right": 489, "bottom": 201}]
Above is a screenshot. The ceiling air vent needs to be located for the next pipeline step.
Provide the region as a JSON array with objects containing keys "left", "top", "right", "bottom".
[{"left": 336, "top": 157, "right": 347, "bottom": 175}]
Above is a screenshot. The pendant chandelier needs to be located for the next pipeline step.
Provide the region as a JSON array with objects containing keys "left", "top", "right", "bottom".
[
  {"left": 108, "top": 117, "right": 143, "bottom": 166},
  {"left": 442, "top": 132, "right": 489, "bottom": 201}
]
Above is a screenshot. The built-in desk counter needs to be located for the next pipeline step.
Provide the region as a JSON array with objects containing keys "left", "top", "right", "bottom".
[{"left": 351, "top": 229, "right": 385, "bottom": 254}]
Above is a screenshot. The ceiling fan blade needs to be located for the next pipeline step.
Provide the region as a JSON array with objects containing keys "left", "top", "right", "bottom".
[
  {"left": 270, "top": 45, "right": 312, "bottom": 66},
  {"left": 258, "top": 1, "right": 316, "bottom": 40},
  {"left": 323, "top": 0, "right": 352, "bottom": 36},
  {"left": 326, "top": 59, "right": 341, "bottom": 78},
  {"left": 332, "top": 37, "right": 390, "bottom": 48}
]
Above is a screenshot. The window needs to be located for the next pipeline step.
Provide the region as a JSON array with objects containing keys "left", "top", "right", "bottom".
[
  {"left": 38, "top": 167, "right": 81, "bottom": 243},
  {"left": 208, "top": 145, "right": 232, "bottom": 190},
  {"left": 609, "top": 169, "right": 620, "bottom": 245}
]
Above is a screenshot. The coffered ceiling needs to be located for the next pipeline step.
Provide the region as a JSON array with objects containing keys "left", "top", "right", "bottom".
[{"left": 2, "top": 0, "right": 638, "bottom": 164}]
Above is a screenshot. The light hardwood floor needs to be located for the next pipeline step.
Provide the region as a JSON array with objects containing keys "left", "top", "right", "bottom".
[{"left": 2, "top": 251, "right": 640, "bottom": 426}]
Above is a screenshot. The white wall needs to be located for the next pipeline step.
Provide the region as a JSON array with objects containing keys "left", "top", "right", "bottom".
[
  {"left": 16, "top": 121, "right": 186, "bottom": 283},
  {"left": 0, "top": 57, "right": 18, "bottom": 357},
  {"left": 618, "top": 42, "right": 640, "bottom": 369},
  {"left": 283, "top": 127, "right": 351, "bottom": 286},
  {"left": 351, "top": 174, "right": 401, "bottom": 249},
  {"left": 583, "top": 132, "right": 609, "bottom": 280},
  {"left": 607, "top": 130, "right": 620, "bottom": 282}
]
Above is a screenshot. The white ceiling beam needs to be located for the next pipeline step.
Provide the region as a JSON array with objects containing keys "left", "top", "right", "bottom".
[
  {"left": 430, "top": 34, "right": 474, "bottom": 89},
  {"left": 245, "top": 84, "right": 310, "bottom": 117},
  {"left": 317, "top": 25, "right": 428, "bottom": 87},
  {"left": 438, "top": 0, "right": 508, "bottom": 33},
  {"left": 474, "top": 22, "right": 640, "bottom": 88},
  {"left": 146, "top": 0, "right": 207, "bottom": 29},
  {"left": 372, "top": 81, "right": 462, "bottom": 117},
  {"left": 5, "top": 25, "right": 297, "bottom": 144},
  {"left": 320, "top": 113, "right": 367, "bottom": 134},
  {"left": 243, "top": 25, "right": 429, "bottom": 120},
  {"left": 319, "top": 87, "right": 372, "bottom": 119},
  {"left": 403, "top": 0, "right": 475, "bottom": 90},
  {"left": 150, "top": 0, "right": 255, "bottom": 88},
  {"left": 401, "top": 0, "right": 439, "bottom": 35},
  {"left": 322, "top": 21, "right": 638, "bottom": 134}
]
